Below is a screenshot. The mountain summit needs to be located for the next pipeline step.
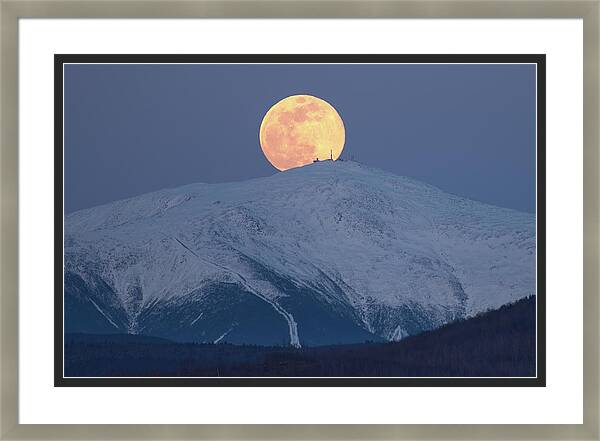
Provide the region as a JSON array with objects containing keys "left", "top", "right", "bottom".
[{"left": 64, "top": 161, "right": 535, "bottom": 347}]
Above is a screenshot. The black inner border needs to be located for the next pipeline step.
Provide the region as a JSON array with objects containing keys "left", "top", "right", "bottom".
[{"left": 54, "top": 54, "right": 546, "bottom": 387}]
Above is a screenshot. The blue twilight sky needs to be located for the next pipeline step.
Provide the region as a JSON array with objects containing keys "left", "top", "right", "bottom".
[{"left": 64, "top": 63, "right": 536, "bottom": 214}]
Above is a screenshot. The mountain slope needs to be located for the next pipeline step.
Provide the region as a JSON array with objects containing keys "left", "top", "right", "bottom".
[{"left": 64, "top": 160, "right": 536, "bottom": 346}]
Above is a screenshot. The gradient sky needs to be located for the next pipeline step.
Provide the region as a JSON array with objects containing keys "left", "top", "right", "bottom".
[{"left": 64, "top": 63, "right": 536, "bottom": 214}]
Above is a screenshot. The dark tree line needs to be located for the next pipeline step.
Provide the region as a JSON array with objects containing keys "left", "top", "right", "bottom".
[{"left": 64, "top": 296, "right": 536, "bottom": 377}]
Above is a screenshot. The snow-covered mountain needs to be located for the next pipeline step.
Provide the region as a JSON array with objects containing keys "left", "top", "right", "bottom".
[{"left": 64, "top": 160, "right": 536, "bottom": 347}]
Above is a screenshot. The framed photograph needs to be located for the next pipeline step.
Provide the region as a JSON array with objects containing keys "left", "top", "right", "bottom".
[
  {"left": 55, "top": 54, "right": 545, "bottom": 387},
  {"left": 3, "top": 0, "right": 597, "bottom": 437}
]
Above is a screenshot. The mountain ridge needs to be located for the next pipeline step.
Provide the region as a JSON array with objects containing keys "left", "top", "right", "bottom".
[{"left": 64, "top": 160, "right": 536, "bottom": 346}]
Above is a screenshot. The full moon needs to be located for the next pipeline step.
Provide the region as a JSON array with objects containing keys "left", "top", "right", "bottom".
[{"left": 259, "top": 95, "right": 345, "bottom": 171}]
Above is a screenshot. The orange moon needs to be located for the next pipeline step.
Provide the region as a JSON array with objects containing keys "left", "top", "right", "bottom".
[{"left": 259, "top": 95, "right": 345, "bottom": 171}]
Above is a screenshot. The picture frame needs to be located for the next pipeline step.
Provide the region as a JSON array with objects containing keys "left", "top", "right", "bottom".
[
  {"left": 54, "top": 52, "right": 546, "bottom": 388},
  {"left": 1, "top": 0, "right": 597, "bottom": 438}
]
